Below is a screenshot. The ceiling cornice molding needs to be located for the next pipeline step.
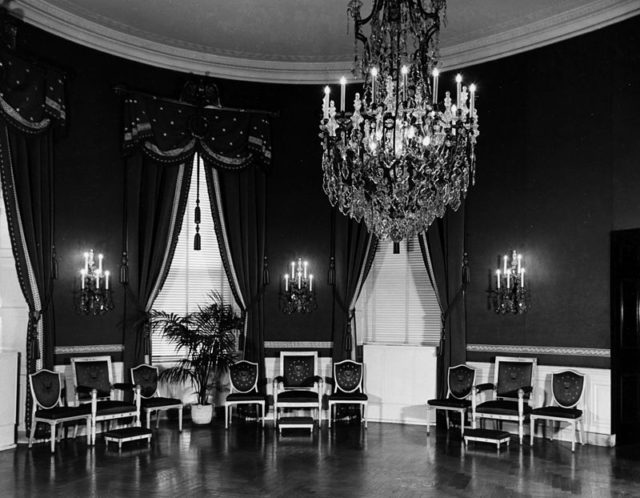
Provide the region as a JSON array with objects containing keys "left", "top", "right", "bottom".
[
  {"left": 439, "top": 0, "right": 640, "bottom": 71},
  {"left": 13, "top": 0, "right": 640, "bottom": 84}
]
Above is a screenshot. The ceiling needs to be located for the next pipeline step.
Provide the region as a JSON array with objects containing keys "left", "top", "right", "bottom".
[{"left": 11, "top": 0, "right": 640, "bottom": 83}]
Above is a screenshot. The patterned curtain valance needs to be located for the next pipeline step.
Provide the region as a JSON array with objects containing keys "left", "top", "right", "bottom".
[
  {"left": 122, "top": 92, "right": 272, "bottom": 169},
  {"left": 0, "top": 50, "right": 66, "bottom": 133}
]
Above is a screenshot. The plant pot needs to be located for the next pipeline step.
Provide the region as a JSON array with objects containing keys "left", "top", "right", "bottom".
[{"left": 191, "top": 404, "right": 213, "bottom": 424}]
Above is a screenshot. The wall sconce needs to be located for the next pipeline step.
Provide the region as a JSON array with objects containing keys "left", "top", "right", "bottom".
[
  {"left": 78, "top": 249, "right": 114, "bottom": 315},
  {"left": 492, "top": 250, "right": 528, "bottom": 314},
  {"left": 280, "top": 257, "right": 317, "bottom": 314}
]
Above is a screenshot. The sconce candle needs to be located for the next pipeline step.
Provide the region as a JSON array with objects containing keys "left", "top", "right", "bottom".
[
  {"left": 491, "top": 250, "right": 529, "bottom": 314},
  {"left": 78, "top": 249, "right": 114, "bottom": 315},
  {"left": 280, "top": 257, "right": 317, "bottom": 314}
]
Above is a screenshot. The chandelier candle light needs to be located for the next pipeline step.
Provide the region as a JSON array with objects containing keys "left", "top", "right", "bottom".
[
  {"left": 320, "top": 0, "right": 480, "bottom": 242},
  {"left": 492, "top": 250, "right": 528, "bottom": 314},
  {"left": 78, "top": 249, "right": 114, "bottom": 315},
  {"left": 281, "top": 258, "right": 317, "bottom": 314}
]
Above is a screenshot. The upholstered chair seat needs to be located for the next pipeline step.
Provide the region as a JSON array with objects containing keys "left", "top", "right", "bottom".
[
  {"left": 29, "top": 369, "right": 92, "bottom": 453},
  {"left": 472, "top": 356, "right": 537, "bottom": 445},
  {"left": 225, "top": 361, "right": 266, "bottom": 429},
  {"left": 327, "top": 360, "right": 368, "bottom": 429},
  {"left": 131, "top": 364, "right": 183, "bottom": 431},
  {"left": 530, "top": 370, "right": 586, "bottom": 451},
  {"left": 427, "top": 364, "right": 476, "bottom": 436}
]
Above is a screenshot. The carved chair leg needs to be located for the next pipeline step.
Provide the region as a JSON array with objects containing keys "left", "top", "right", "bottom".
[
  {"left": 50, "top": 423, "right": 57, "bottom": 453},
  {"left": 29, "top": 420, "right": 36, "bottom": 448},
  {"left": 518, "top": 418, "right": 523, "bottom": 445},
  {"left": 530, "top": 418, "right": 535, "bottom": 446}
]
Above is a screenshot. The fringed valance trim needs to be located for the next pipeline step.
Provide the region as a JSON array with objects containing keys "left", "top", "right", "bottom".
[
  {"left": 121, "top": 91, "right": 272, "bottom": 170},
  {"left": 0, "top": 50, "right": 66, "bottom": 131}
]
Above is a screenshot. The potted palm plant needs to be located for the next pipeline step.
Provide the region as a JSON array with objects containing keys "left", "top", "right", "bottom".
[{"left": 150, "top": 292, "right": 243, "bottom": 424}]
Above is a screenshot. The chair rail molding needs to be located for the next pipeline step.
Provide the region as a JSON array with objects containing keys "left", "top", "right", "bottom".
[
  {"left": 467, "top": 344, "right": 610, "bottom": 358},
  {"left": 54, "top": 344, "right": 125, "bottom": 355}
]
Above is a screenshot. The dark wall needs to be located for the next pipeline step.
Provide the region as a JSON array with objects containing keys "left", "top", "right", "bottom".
[
  {"left": 16, "top": 23, "right": 335, "bottom": 363},
  {"left": 14, "top": 15, "right": 640, "bottom": 368},
  {"left": 463, "top": 16, "right": 640, "bottom": 368}
]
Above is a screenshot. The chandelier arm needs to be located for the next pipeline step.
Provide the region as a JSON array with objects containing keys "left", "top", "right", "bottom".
[
  {"left": 320, "top": 0, "right": 479, "bottom": 242},
  {"left": 355, "top": 0, "right": 386, "bottom": 27}
]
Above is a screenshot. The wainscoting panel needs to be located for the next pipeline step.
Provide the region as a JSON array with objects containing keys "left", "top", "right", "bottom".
[
  {"left": 468, "top": 361, "right": 612, "bottom": 446},
  {"left": 363, "top": 344, "right": 437, "bottom": 425}
]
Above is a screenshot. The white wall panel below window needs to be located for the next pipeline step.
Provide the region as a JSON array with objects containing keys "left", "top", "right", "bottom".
[{"left": 363, "top": 344, "right": 437, "bottom": 425}]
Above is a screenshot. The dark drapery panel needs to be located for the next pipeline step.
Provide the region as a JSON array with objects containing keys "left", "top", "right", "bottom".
[
  {"left": 205, "top": 164, "right": 267, "bottom": 389},
  {"left": 0, "top": 50, "right": 65, "bottom": 431},
  {"left": 121, "top": 89, "right": 272, "bottom": 376},
  {"left": 330, "top": 210, "right": 377, "bottom": 362},
  {"left": 123, "top": 153, "right": 191, "bottom": 372},
  {"left": 419, "top": 204, "right": 468, "bottom": 398}
]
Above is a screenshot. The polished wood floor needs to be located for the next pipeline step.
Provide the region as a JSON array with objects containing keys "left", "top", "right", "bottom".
[{"left": 2, "top": 417, "right": 639, "bottom": 497}]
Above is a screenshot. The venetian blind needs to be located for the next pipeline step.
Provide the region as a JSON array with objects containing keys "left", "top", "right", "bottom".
[
  {"left": 151, "top": 155, "right": 237, "bottom": 362},
  {"left": 356, "top": 237, "right": 441, "bottom": 346}
]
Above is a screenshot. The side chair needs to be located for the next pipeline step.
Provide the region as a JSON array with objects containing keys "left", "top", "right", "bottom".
[
  {"left": 427, "top": 364, "right": 476, "bottom": 436},
  {"left": 131, "top": 364, "right": 183, "bottom": 431},
  {"left": 29, "top": 369, "right": 92, "bottom": 453},
  {"left": 530, "top": 369, "right": 586, "bottom": 452},
  {"left": 225, "top": 360, "right": 266, "bottom": 429},
  {"left": 327, "top": 359, "right": 368, "bottom": 429}
]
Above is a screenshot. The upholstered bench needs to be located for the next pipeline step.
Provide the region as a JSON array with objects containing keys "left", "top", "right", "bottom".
[
  {"left": 104, "top": 427, "right": 152, "bottom": 450},
  {"left": 463, "top": 428, "right": 511, "bottom": 451},
  {"left": 277, "top": 416, "right": 315, "bottom": 434}
]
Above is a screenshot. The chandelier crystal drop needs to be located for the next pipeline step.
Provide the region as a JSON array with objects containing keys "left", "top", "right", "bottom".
[{"left": 320, "top": 0, "right": 480, "bottom": 242}]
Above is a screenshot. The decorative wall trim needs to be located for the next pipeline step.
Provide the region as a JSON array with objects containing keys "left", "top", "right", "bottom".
[
  {"left": 54, "top": 344, "right": 124, "bottom": 354},
  {"left": 15, "top": 0, "right": 640, "bottom": 84},
  {"left": 264, "top": 341, "right": 333, "bottom": 349},
  {"left": 467, "top": 344, "right": 610, "bottom": 358}
]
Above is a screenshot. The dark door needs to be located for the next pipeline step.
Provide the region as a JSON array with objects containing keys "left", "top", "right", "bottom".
[{"left": 611, "top": 229, "right": 640, "bottom": 443}]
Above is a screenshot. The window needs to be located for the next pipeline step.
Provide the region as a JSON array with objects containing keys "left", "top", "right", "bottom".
[
  {"left": 355, "top": 237, "right": 441, "bottom": 346},
  {"left": 152, "top": 155, "right": 237, "bottom": 362}
]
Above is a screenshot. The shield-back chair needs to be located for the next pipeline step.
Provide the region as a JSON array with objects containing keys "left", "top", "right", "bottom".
[
  {"left": 29, "top": 369, "right": 92, "bottom": 453},
  {"left": 530, "top": 369, "right": 585, "bottom": 451},
  {"left": 327, "top": 359, "right": 368, "bottom": 428},
  {"left": 427, "top": 364, "right": 476, "bottom": 436},
  {"left": 225, "top": 360, "right": 266, "bottom": 429},
  {"left": 131, "top": 364, "right": 183, "bottom": 431}
]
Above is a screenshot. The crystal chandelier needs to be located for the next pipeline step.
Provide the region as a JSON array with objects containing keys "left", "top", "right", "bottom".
[
  {"left": 78, "top": 249, "right": 114, "bottom": 315},
  {"left": 320, "top": 0, "right": 480, "bottom": 242},
  {"left": 280, "top": 258, "right": 317, "bottom": 314},
  {"left": 492, "top": 250, "right": 528, "bottom": 314}
]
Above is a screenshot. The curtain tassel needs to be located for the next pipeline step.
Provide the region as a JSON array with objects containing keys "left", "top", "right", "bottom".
[
  {"left": 263, "top": 255, "right": 270, "bottom": 285},
  {"left": 328, "top": 256, "right": 336, "bottom": 285},
  {"left": 120, "top": 251, "right": 129, "bottom": 284},
  {"left": 194, "top": 227, "right": 201, "bottom": 251}
]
